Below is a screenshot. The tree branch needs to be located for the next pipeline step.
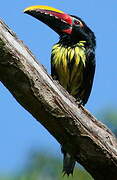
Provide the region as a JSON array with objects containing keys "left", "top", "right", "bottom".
[{"left": 0, "top": 19, "right": 117, "bottom": 180}]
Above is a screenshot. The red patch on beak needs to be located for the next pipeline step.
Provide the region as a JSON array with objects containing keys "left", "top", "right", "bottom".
[
  {"left": 62, "top": 28, "right": 72, "bottom": 34},
  {"left": 44, "top": 11, "right": 73, "bottom": 34},
  {"left": 46, "top": 11, "right": 72, "bottom": 25},
  {"left": 62, "top": 14, "right": 72, "bottom": 25}
]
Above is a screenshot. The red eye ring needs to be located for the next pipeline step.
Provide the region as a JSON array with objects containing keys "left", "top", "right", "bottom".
[{"left": 74, "top": 20, "right": 80, "bottom": 25}]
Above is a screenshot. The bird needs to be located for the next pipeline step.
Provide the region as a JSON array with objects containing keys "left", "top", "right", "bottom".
[{"left": 24, "top": 5, "right": 96, "bottom": 176}]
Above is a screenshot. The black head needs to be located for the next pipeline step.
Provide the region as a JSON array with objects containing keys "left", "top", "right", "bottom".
[
  {"left": 24, "top": 5, "right": 96, "bottom": 47},
  {"left": 60, "top": 15, "right": 96, "bottom": 47}
]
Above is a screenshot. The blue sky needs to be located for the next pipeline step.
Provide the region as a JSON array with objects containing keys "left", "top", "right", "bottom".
[{"left": 0, "top": 0, "right": 117, "bottom": 174}]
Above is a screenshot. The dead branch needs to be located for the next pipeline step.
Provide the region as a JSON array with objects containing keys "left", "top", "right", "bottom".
[{"left": 0, "top": 19, "right": 117, "bottom": 180}]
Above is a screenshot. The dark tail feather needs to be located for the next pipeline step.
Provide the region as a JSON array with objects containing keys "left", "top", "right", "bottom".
[{"left": 62, "top": 148, "right": 76, "bottom": 176}]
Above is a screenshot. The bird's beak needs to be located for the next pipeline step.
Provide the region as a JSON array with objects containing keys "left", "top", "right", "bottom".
[{"left": 24, "top": 5, "right": 73, "bottom": 35}]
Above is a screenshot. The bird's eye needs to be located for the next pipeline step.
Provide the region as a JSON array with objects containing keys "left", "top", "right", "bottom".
[
  {"left": 73, "top": 19, "right": 83, "bottom": 27},
  {"left": 74, "top": 20, "right": 80, "bottom": 25}
]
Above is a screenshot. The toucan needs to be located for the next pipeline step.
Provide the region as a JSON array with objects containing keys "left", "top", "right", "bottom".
[{"left": 24, "top": 5, "right": 96, "bottom": 176}]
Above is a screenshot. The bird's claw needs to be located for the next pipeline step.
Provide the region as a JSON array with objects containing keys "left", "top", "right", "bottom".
[{"left": 75, "top": 98, "right": 84, "bottom": 107}]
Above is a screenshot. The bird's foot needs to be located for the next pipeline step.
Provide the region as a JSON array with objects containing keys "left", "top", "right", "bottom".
[{"left": 75, "top": 98, "right": 84, "bottom": 107}]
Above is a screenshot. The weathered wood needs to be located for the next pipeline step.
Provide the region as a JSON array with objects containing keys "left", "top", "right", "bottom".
[{"left": 0, "top": 19, "right": 117, "bottom": 180}]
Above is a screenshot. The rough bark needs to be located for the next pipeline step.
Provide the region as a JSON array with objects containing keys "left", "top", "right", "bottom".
[{"left": 0, "top": 19, "right": 117, "bottom": 180}]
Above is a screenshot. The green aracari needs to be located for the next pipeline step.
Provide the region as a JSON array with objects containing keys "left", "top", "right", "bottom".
[{"left": 24, "top": 5, "right": 96, "bottom": 176}]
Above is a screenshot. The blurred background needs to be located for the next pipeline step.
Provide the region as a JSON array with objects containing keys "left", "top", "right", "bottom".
[{"left": 0, "top": 0, "right": 117, "bottom": 179}]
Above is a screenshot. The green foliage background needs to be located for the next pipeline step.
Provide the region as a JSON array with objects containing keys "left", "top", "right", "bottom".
[
  {"left": 0, "top": 152, "right": 93, "bottom": 180},
  {"left": 0, "top": 109, "right": 116, "bottom": 180}
]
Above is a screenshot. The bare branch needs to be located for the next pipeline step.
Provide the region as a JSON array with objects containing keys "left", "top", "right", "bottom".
[{"left": 0, "top": 19, "right": 117, "bottom": 180}]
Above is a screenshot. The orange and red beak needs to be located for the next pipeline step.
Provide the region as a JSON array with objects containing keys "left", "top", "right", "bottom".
[{"left": 24, "top": 5, "right": 73, "bottom": 35}]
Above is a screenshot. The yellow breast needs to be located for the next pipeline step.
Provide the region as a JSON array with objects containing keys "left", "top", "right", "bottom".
[{"left": 51, "top": 41, "right": 86, "bottom": 97}]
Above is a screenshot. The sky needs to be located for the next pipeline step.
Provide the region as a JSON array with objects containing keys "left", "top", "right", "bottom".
[{"left": 0, "top": 0, "right": 117, "bottom": 175}]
